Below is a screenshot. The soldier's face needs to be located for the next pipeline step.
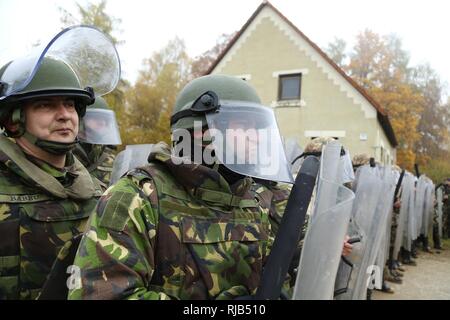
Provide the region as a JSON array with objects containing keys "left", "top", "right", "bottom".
[
  {"left": 23, "top": 96, "right": 79, "bottom": 143},
  {"left": 226, "top": 118, "right": 258, "bottom": 164},
  {"left": 85, "top": 117, "right": 108, "bottom": 132}
]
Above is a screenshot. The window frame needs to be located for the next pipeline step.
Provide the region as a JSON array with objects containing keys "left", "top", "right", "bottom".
[{"left": 278, "top": 73, "right": 302, "bottom": 101}]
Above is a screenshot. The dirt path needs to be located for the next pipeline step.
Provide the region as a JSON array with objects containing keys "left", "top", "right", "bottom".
[{"left": 373, "top": 241, "right": 450, "bottom": 300}]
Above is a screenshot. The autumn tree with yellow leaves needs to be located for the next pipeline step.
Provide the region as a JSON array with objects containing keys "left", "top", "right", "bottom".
[
  {"left": 123, "top": 37, "right": 192, "bottom": 146},
  {"left": 327, "top": 30, "right": 449, "bottom": 177}
]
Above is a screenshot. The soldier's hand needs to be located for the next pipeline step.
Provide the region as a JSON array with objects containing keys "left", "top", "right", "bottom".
[
  {"left": 394, "top": 199, "right": 401, "bottom": 209},
  {"left": 342, "top": 235, "right": 353, "bottom": 257}
]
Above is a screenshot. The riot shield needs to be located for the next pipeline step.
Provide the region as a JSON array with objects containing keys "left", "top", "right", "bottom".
[
  {"left": 109, "top": 144, "right": 154, "bottom": 186},
  {"left": 376, "top": 214, "right": 390, "bottom": 275},
  {"left": 335, "top": 165, "right": 395, "bottom": 300},
  {"left": 376, "top": 166, "right": 397, "bottom": 273},
  {"left": 393, "top": 172, "right": 414, "bottom": 259},
  {"left": 415, "top": 176, "right": 427, "bottom": 237},
  {"left": 292, "top": 140, "right": 355, "bottom": 300},
  {"left": 284, "top": 137, "right": 303, "bottom": 175},
  {"left": 405, "top": 173, "right": 418, "bottom": 251}
]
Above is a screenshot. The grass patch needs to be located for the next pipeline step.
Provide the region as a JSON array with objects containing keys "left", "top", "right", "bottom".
[{"left": 441, "top": 238, "right": 450, "bottom": 250}]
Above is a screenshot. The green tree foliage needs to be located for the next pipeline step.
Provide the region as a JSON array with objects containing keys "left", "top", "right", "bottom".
[{"left": 123, "top": 37, "right": 191, "bottom": 146}]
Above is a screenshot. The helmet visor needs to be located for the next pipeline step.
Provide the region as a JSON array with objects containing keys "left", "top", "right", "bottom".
[
  {"left": 0, "top": 25, "right": 120, "bottom": 99},
  {"left": 205, "top": 102, "right": 293, "bottom": 183},
  {"left": 78, "top": 108, "right": 122, "bottom": 145}
]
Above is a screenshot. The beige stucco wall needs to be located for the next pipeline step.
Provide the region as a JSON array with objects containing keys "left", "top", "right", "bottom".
[{"left": 211, "top": 12, "right": 396, "bottom": 164}]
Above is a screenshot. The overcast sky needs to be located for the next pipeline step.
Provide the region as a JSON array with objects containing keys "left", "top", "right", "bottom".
[{"left": 1, "top": 0, "right": 449, "bottom": 91}]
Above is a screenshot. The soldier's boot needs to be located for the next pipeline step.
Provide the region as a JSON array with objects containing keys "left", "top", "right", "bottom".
[
  {"left": 433, "top": 225, "right": 443, "bottom": 250},
  {"left": 390, "top": 269, "right": 403, "bottom": 278},
  {"left": 392, "top": 260, "right": 405, "bottom": 272},
  {"left": 401, "top": 250, "right": 417, "bottom": 266},
  {"left": 411, "top": 243, "right": 418, "bottom": 258},
  {"left": 380, "top": 282, "right": 395, "bottom": 294},
  {"left": 422, "top": 237, "right": 432, "bottom": 253},
  {"left": 387, "top": 259, "right": 403, "bottom": 277},
  {"left": 385, "top": 272, "right": 403, "bottom": 284},
  {"left": 393, "top": 260, "right": 405, "bottom": 271}
]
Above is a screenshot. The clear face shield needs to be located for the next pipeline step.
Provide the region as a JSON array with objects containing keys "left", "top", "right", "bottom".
[
  {"left": 205, "top": 101, "right": 293, "bottom": 184},
  {"left": 0, "top": 25, "right": 121, "bottom": 100},
  {"left": 78, "top": 108, "right": 122, "bottom": 145}
]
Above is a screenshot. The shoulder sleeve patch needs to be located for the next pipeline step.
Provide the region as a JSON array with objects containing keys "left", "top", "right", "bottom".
[{"left": 98, "top": 191, "right": 137, "bottom": 231}]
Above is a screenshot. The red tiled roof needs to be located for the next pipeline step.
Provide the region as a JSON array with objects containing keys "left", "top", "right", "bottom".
[{"left": 206, "top": 1, "right": 398, "bottom": 147}]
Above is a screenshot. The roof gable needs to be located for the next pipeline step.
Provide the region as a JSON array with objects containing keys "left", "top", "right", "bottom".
[{"left": 207, "top": 1, "right": 397, "bottom": 147}]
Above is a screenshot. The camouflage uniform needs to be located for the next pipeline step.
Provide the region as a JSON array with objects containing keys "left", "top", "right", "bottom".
[
  {"left": 73, "top": 144, "right": 116, "bottom": 187},
  {"left": 68, "top": 142, "right": 273, "bottom": 300},
  {"left": 0, "top": 136, "right": 102, "bottom": 299},
  {"left": 432, "top": 201, "right": 441, "bottom": 249},
  {"left": 0, "top": 26, "right": 119, "bottom": 300},
  {"left": 443, "top": 182, "right": 450, "bottom": 238}
]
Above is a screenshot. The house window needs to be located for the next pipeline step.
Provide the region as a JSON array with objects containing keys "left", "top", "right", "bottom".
[{"left": 278, "top": 73, "right": 301, "bottom": 100}]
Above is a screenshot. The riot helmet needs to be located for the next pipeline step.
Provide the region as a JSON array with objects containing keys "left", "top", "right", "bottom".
[{"left": 171, "top": 74, "right": 293, "bottom": 183}]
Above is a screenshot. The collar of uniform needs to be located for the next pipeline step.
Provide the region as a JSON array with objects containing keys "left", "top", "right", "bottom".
[
  {"left": 0, "top": 135, "right": 99, "bottom": 199},
  {"left": 149, "top": 141, "right": 255, "bottom": 207},
  {"left": 26, "top": 152, "right": 79, "bottom": 184}
]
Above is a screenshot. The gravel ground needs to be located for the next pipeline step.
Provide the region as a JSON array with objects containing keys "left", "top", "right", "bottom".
[{"left": 372, "top": 241, "right": 450, "bottom": 300}]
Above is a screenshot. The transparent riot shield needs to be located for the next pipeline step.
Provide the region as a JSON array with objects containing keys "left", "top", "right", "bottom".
[
  {"left": 405, "top": 174, "right": 418, "bottom": 251},
  {"left": 284, "top": 137, "right": 303, "bottom": 175},
  {"left": 376, "top": 213, "right": 390, "bottom": 275},
  {"left": 423, "top": 180, "right": 435, "bottom": 238},
  {"left": 376, "top": 166, "right": 397, "bottom": 273},
  {"left": 393, "top": 172, "right": 414, "bottom": 259},
  {"left": 335, "top": 165, "right": 395, "bottom": 300},
  {"left": 292, "top": 140, "right": 355, "bottom": 300},
  {"left": 372, "top": 166, "right": 396, "bottom": 270},
  {"left": 415, "top": 176, "right": 427, "bottom": 237},
  {"left": 110, "top": 144, "right": 154, "bottom": 186},
  {"left": 334, "top": 165, "right": 381, "bottom": 299}
]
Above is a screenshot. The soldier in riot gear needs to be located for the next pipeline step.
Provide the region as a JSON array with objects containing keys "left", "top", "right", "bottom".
[
  {"left": 0, "top": 26, "right": 120, "bottom": 299},
  {"left": 69, "top": 74, "right": 297, "bottom": 300},
  {"left": 73, "top": 96, "right": 121, "bottom": 187}
]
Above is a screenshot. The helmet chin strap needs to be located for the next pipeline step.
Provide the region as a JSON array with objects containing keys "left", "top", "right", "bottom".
[{"left": 22, "top": 131, "right": 79, "bottom": 155}]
